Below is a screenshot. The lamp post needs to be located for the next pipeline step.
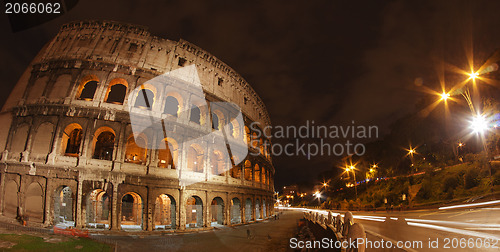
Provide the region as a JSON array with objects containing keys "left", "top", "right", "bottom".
[{"left": 346, "top": 165, "right": 358, "bottom": 201}]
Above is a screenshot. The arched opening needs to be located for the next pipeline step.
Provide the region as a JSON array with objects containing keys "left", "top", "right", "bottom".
[
  {"left": 211, "top": 113, "right": 219, "bottom": 130},
  {"left": 245, "top": 198, "right": 253, "bottom": 222},
  {"left": 211, "top": 150, "right": 225, "bottom": 176},
  {"left": 230, "top": 198, "right": 241, "bottom": 224},
  {"left": 186, "top": 196, "right": 203, "bottom": 228},
  {"left": 164, "top": 96, "right": 180, "bottom": 117},
  {"left": 86, "top": 189, "right": 110, "bottom": 229},
  {"left": 54, "top": 186, "right": 74, "bottom": 226},
  {"left": 121, "top": 192, "right": 143, "bottom": 229},
  {"left": 230, "top": 164, "right": 241, "bottom": 179},
  {"left": 244, "top": 126, "right": 250, "bottom": 146},
  {"left": 263, "top": 199, "right": 267, "bottom": 218},
  {"left": 134, "top": 89, "right": 155, "bottom": 110},
  {"left": 230, "top": 119, "right": 240, "bottom": 138},
  {"left": 190, "top": 106, "right": 201, "bottom": 124},
  {"left": 25, "top": 183, "right": 44, "bottom": 223},
  {"left": 92, "top": 127, "right": 115, "bottom": 161},
  {"left": 158, "top": 138, "right": 178, "bottom": 169},
  {"left": 254, "top": 164, "right": 261, "bottom": 183},
  {"left": 210, "top": 197, "right": 224, "bottom": 226},
  {"left": 259, "top": 138, "right": 264, "bottom": 154},
  {"left": 3, "top": 180, "right": 18, "bottom": 218},
  {"left": 154, "top": 194, "right": 176, "bottom": 230},
  {"left": 252, "top": 132, "right": 258, "bottom": 148},
  {"left": 262, "top": 167, "right": 266, "bottom": 184},
  {"left": 244, "top": 160, "right": 252, "bottom": 181},
  {"left": 124, "top": 134, "right": 147, "bottom": 164},
  {"left": 61, "top": 123, "right": 83, "bottom": 156},
  {"left": 105, "top": 83, "right": 127, "bottom": 104},
  {"left": 77, "top": 75, "right": 99, "bottom": 101},
  {"left": 187, "top": 145, "right": 203, "bottom": 172},
  {"left": 255, "top": 199, "right": 261, "bottom": 220}
]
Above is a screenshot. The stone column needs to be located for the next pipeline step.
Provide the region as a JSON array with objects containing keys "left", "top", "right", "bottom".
[
  {"left": 0, "top": 170, "right": 5, "bottom": 216},
  {"left": 146, "top": 187, "right": 153, "bottom": 231},
  {"left": 204, "top": 191, "right": 209, "bottom": 227},
  {"left": 43, "top": 178, "right": 52, "bottom": 226},
  {"left": 75, "top": 178, "right": 83, "bottom": 228},
  {"left": 178, "top": 188, "right": 185, "bottom": 230},
  {"left": 110, "top": 182, "right": 119, "bottom": 230}
]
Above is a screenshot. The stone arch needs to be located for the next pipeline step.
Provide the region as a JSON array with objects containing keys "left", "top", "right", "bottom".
[
  {"left": 54, "top": 186, "right": 74, "bottom": 226},
  {"left": 133, "top": 84, "right": 156, "bottom": 110},
  {"left": 49, "top": 74, "right": 72, "bottom": 99},
  {"left": 158, "top": 137, "right": 178, "bottom": 169},
  {"left": 189, "top": 96, "right": 208, "bottom": 126},
  {"left": 189, "top": 105, "right": 202, "bottom": 124},
  {"left": 251, "top": 132, "right": 258, "bottom": 148},
  {"left": 10, "top": 124, "right": 29, "bottom": 160},
  {"left": 230, "top": 197, "right": 241, "bottom": 224},
  {"left": 263, "top": 199, "right": 267, "bottom": 218},
  {"left": 211, "top": 149, "right": 225, "bottom": 176},
  {"left": 244, "top": 160, "right": 252, "bottom": 181},
  {"left": 229, "top": 118, "right": 241, "bottom": 139},
  {"left": 60, "top": 123, "right": 83, "bottom": 156},
  {"left": 25, "top": 182, "right": 44, "bottom": 223},
  {"left": 244, "top": 126, "right": 250, "bottom": 146},
  {"left": 211, "top": 109, "right": 224, "bottom": 131},
  {"left": 262, "top": 167, "right": 266, "bottom": 185},
  {"left": 244, "top": 198, "right": 253, "bottom": 222},
  {"left": 154, "top": 194, "right": 176, "bottom": 230},
  {"left": 255, "top": 198, "right": 261, "bottom": 220},
  {"left": 230, "top": 163, "right": 241, "bottom": 179},
  {"left": 3, "top": 180, "right": 19, "bottom": 218},
  {"left": 31, "top": 122, "right": 55, "bottom": 161},
  {"left": 163, "top": 94, "right": 182, "bottom": 117},
  {"left": 121, "top": 192, "right": 143, "bottom": 229},
  {"left": 210, "top": 197, "right": 224, "bottom": 226},
  {"left": 187, "top": 144, "right": 204, "bottom": 172},
  {"left": 92, "top": 126, "right": 115, "bottom": 161},
  {"left": 76, "top": 75, "right": 99, "bottom": 101},
  {"left": 104, "top": 78, "right": 128, "bottom": 104},
  {"left": 86, "top": 189, "right": 110, "bottom": 229},
  {"left": 186, "top": 195, "right": 203, "bottom": 228},
  {"left": 254, "top": 164, "right": 261, "bottom": 183},
  {"left": 124, "top": 133, "right": 148, "bottom": 165}
]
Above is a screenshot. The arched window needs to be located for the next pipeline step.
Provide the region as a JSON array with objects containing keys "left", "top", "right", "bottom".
[
  {"left": 105, "top": 83, "right": 127, "bottom": 104},
  {"left": 211, "top": 150, "right": 224, "bottom": 175},
  {"left": 93, "top": 130, "right": 115, "bottom": 161},
  {"left": 79, "top": 81, "right": 98, "bottom": 100},
  {"left": 158, "top": 139, "right": 178, "bottom": 169},
  {"left": 190, "top": 106, "right": 201, "bottom": 124},
  {"left": 134, "top": 89, "right": 155, "bottom": 110},
  {"left": 61, "top": 123, "right": 83, "bottom": 156},
  {"left": 244, "top": 160, "right": 252, "bottom": 181},
  {"left": 164, "top": 96, "right": 179, "bottom": 117},
  {"left": 124, "top": 134, "right": 147, "bottom": 164},
  {"left": 212, "top": 113, "right": 219, "bottom": 130},
  {"left": 254, "top": 164, "right": 260, "bottom": 183},
  {"left": 65, "top": 129, "right": 82, "bottom": 155},
  {"left": 187, "top": 146, "right": 203, "bottom": 172}
]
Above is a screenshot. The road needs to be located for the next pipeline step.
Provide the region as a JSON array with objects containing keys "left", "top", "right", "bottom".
[
  {"left": 308, "top": 203, "right": 500, "bottom": 251},
  {"left": 91, "top": 210, "right": 302, "bottom": 252}
]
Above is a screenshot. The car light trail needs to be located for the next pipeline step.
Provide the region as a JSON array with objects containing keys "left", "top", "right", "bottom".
[{"left": 438, "top": 200, "right": 500, "bottom": 210}]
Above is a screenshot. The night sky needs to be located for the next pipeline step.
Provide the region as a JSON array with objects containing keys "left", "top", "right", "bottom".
[{"left": 2, "top": 0, "right": 500, "bottom": 188}]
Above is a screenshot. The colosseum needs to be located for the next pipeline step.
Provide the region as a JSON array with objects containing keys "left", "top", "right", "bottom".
[{"left": 0, "top": 20, "right": 275, "bottom": 231}]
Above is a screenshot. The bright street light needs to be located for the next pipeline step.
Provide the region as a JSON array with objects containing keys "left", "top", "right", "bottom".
[
  {"left": 469, "top": 71, "right": 479, "bottom": 80},
  {"left": 471, "top": 114, "right": 488, "bottom": 134},
  {"left": 440, "top": 92, "right": 450, "bottom": 101}
]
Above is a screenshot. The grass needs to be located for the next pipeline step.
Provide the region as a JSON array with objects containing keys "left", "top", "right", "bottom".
[{"left": 0, "top": 234, "right": 112, "bottom": 252}]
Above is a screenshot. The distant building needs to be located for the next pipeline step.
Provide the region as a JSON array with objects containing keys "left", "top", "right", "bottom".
[{"left": 283, "top": 185, "right": 299, "bottom": 196}]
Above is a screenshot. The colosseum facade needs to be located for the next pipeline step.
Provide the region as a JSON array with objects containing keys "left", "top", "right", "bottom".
[{"left": 0, "top": 20, "right": 274, "bottom": 231}]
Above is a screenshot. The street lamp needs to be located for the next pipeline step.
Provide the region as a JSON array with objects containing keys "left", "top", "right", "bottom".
[
  {"left": 345, "top": 165, "right": 358, "bottom": 201},
  {"left": 471, "top": 114, "right": 488, "bottom": 134},
  {"left": 440, "top": 92, "right": 450, "bottom": 101}
]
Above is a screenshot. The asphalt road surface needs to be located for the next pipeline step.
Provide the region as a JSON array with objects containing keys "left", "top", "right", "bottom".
[
  {"left": 309, "top": 203, "right": 500, "bottom": 251},
  {"left": 91, "top": 210, "right": 302, "bottom": 252}
]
